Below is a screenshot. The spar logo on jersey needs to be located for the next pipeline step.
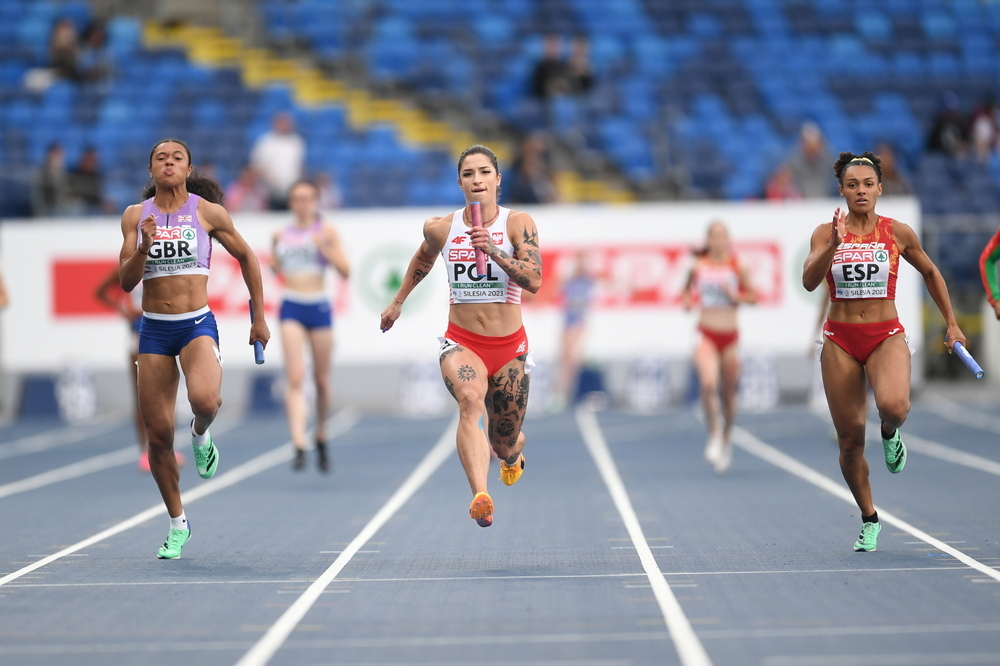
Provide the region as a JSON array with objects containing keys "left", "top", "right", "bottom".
[
  {"left": 448, "top": 248, "right": 478, "bottom": 261},
  {"left": 154, "top": 227, "right": 196, "bottom": 242},
  {"left": 451, "top": 235, "right": 468, "bottom": 245}
]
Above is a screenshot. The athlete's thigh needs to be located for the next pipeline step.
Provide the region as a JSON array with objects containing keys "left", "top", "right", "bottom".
[
  {"left": 719, "top": 344, "right": 741, "bottom": 389},
  {"left": 864, "top": 334, "right": 911, "bottom": 404},
  {"left": 308, "top": 326, "right": 334, "bottom": 376},
  {"left": 820, "top": 339, "right": 868, "bottom": 432},
  {"left": 178, "top": 335, "right": 223, "bottom": 398},
  {"left": 280, "top": 320, "right": 308, "bottom": 380},
  {"left": 485, "top": 356, "right": 530, "bottom": 443},
  {"left": 693, "top": 338, "right": 720, "bottom": 382},
  {"left": 137, "top": 353, "right": 180, "bottom": 427},
  {"left": 439, "top": 343, "right": 489, "bottom": 404}
]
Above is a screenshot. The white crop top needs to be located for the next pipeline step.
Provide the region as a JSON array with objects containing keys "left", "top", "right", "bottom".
[{"left": 441, "top": 207, "right": 522, "bottom": 305}]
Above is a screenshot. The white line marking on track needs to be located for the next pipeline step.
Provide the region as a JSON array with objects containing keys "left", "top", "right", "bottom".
[
  {"left": 1, "top": 565, "right": 972, "bottom": 589},
  {"left": 731, "top": 426, "right": 1000, "bottom": 583},
  {"left": 762, "top": 651, "right": 1000, "bottom": 666},
  {"left": 0, "top": 632, "right": 670, "bottom": 656},
  {"left": 576, "top": 406, "right": 713, "bottom": 666},
  {"left": 922, "top": 395, "right": 1000, "bottom": 435},
  {"left": 0, "top": 409, "right": 358, "bottom": 588},
  {"left": 0, "top": 422, "right": 120, "bottom": 460},
  {"left": 234, "top": 415, "right": 458, "bottom": 666},
  {"left": 0, "top": 420, "right": 243, "bottom": 499},
  {"left": 0, "top": 447, "right": 136, "bottom": 499}
]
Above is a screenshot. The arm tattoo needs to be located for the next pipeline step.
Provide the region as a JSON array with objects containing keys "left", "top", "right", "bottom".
[{"left": 412, "top": 268, "right": 429, "bottom": 286}]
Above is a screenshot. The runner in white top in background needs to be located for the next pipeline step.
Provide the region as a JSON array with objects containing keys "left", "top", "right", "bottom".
[{"left": 271, "top": 180, "right": 350, "bottom": 472}]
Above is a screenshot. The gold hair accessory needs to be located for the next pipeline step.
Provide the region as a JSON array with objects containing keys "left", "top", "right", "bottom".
[{"left": 849, "top": 157, "right": 874, "bottom": 165}]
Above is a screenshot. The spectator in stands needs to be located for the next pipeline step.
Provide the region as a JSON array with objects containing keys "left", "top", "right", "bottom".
[
  {"left": 224, "top": 165, "right": 268, "bottom": 212},
  {"left": 31, "top": 142, "right": 72, "bottom": 217},
  {"left": 251, "top": 112, "right": 306, "bottom": 211},
  {"left": 785, "top": 122, "right": 836, "bottom": 198},
  {"left": 48, "top": 17, "right": 79, "bottom": 81},
  {"left": 874, "top": 142, "right": 912, "bottom": 196},
  {"left": 67, "top": 146, "right": 109, "bottom": 215},
  {"left": 763, "top": 164, "right": 802, "bottom": 201},
  {"left": 506, "top": 132, "right": 559, "bottom": 204},
  {"left": 969, "top": 96, "right": 999, "bottom": 165},
  {"left": 530, "top": 34, "right": 566, "bottom": 102},
  {"left": 313, "top": 171, "right": 343, "bottom": 210},
  {"left": 77, "top": 21, "right": 111, "bottom": 85},
  {"left": 926, "top": 91, "right": 968, "bottom": 158},
  {"left": 565, "top": 35, "right": 595, "bottom": 96},
  {"left": 0, "top": 270, "right": 8, "bottom": 309}
]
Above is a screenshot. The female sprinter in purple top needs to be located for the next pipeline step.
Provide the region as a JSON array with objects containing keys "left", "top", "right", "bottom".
[
  {"left": 271, "top": 180, "right": 350, "bottom": 472},
  {"left": 380, "top": 145, "right": 542, "bottom": 528},
  {"left": 119, "top": 138, "right": 270, "bottom": 559}
]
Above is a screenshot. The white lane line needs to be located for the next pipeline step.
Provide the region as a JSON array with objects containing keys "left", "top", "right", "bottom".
[
  {"left": 234, "top": 415, "right": 458, "bottom": 666},
  {"left": 730, "top": 426, "right": 1000, "bottom": 583},
  {"left": 864, "top": 423, "right": 1000, "bottom": 476},
  {"left": 921, "top": 395, "right": 1000, "bottom": 435},
  {"left": 576, "top": 406, "right": 713, "bottom": 666},
  {"left": 0, "top": 410, "right": 359, "bottom": 588},
  {"left": 762, "top": 652, "right": 1000, "bottom": 666},
  {"left": 0, "top": 420, "right": 242, "bottom": 500},
  {"left": 1, "top": 565, "right": 973, "bottom": 588},
  {"left": 0, "top": 422, "right": 121, "bottom": 460},
  {"left": 0, "top": 632, "right": 670, "bottom": 656},
  {"left": 0, "top": 447, "right": 136, "bottom": 498}
]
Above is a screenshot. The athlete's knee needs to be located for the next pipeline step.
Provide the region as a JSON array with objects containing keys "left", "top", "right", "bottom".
[
  {"left": 189, "top": 391, "right": 221, "bottom": 419},
  {"left": 876, "top": 396, "right": 910, "bottom": 426},
  {"left": 835, "top": 426, "right": 866, "bottom": 454},
  {"left": 146, "top": 424, "right": 175, "bottom": 449},
  {"left": 455, "top": 390, "right": 484, "bottom": 417}
]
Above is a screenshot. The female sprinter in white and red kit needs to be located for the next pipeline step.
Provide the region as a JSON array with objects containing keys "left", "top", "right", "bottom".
[
  {"left": 682, "top": 222, "right": 756, "bottom": 474},
  {"left": 380, "top": 145, "right": 542, "bottom": 528},
  {"left": 802, "top": 151, "right": 964, "bottom": 553}
]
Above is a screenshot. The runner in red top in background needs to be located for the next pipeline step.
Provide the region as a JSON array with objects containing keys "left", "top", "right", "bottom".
[
  {"left": 802, "top": 151, "right": 965, "bottom": 553},
  {"left": 681, "top": 222, "right": 756, "bottom": 474}
]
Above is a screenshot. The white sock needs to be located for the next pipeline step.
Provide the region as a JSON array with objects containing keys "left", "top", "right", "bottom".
[
  {"left": 169, "top": 512, "right": 188, "bottom": 531},
  {"left": 191, "top": 419, "right": 209, "bottom": 447}
]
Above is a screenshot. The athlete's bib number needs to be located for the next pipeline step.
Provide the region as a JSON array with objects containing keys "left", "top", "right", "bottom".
[{"left": 832, "top": 248, "right": 889, "bottom": 298}]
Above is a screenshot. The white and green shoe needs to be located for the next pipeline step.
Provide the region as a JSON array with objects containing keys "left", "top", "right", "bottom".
[
  {"left": 157, "top": 526, "right": 192, "bottom": 559},
  {"left": 881, "top": 426, "right": 906, "bottom": 474},
  {"left": 853, "top": 521, "right": 881, "bottom": 552},
  {"left": 192, "top": 424, "right": 219, "bottom": 479}
]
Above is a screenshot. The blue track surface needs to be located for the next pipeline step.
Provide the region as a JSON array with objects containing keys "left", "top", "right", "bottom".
[{"left": 1, "top": 392, "right": 998, "bottom": 666}]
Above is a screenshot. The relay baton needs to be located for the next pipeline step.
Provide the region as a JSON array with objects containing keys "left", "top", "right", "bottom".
[
  {"left": 469, "top": 201, "right": 487, "bottom": 278},
  {"left": 249, "top": 300, "right": 265, "bottom": 364},
  {"left": 952, "top": 341, "right": 984, "bottom": 379}
]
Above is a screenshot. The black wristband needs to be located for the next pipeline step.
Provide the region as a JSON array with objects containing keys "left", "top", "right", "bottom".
[{"left": 138, "top": 247, "right": 149, "bottom": 255}]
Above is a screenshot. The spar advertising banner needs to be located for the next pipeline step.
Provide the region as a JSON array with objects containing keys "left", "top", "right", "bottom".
[{"left": 0, "top": 198, "right": 921, "bottom": 372}]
